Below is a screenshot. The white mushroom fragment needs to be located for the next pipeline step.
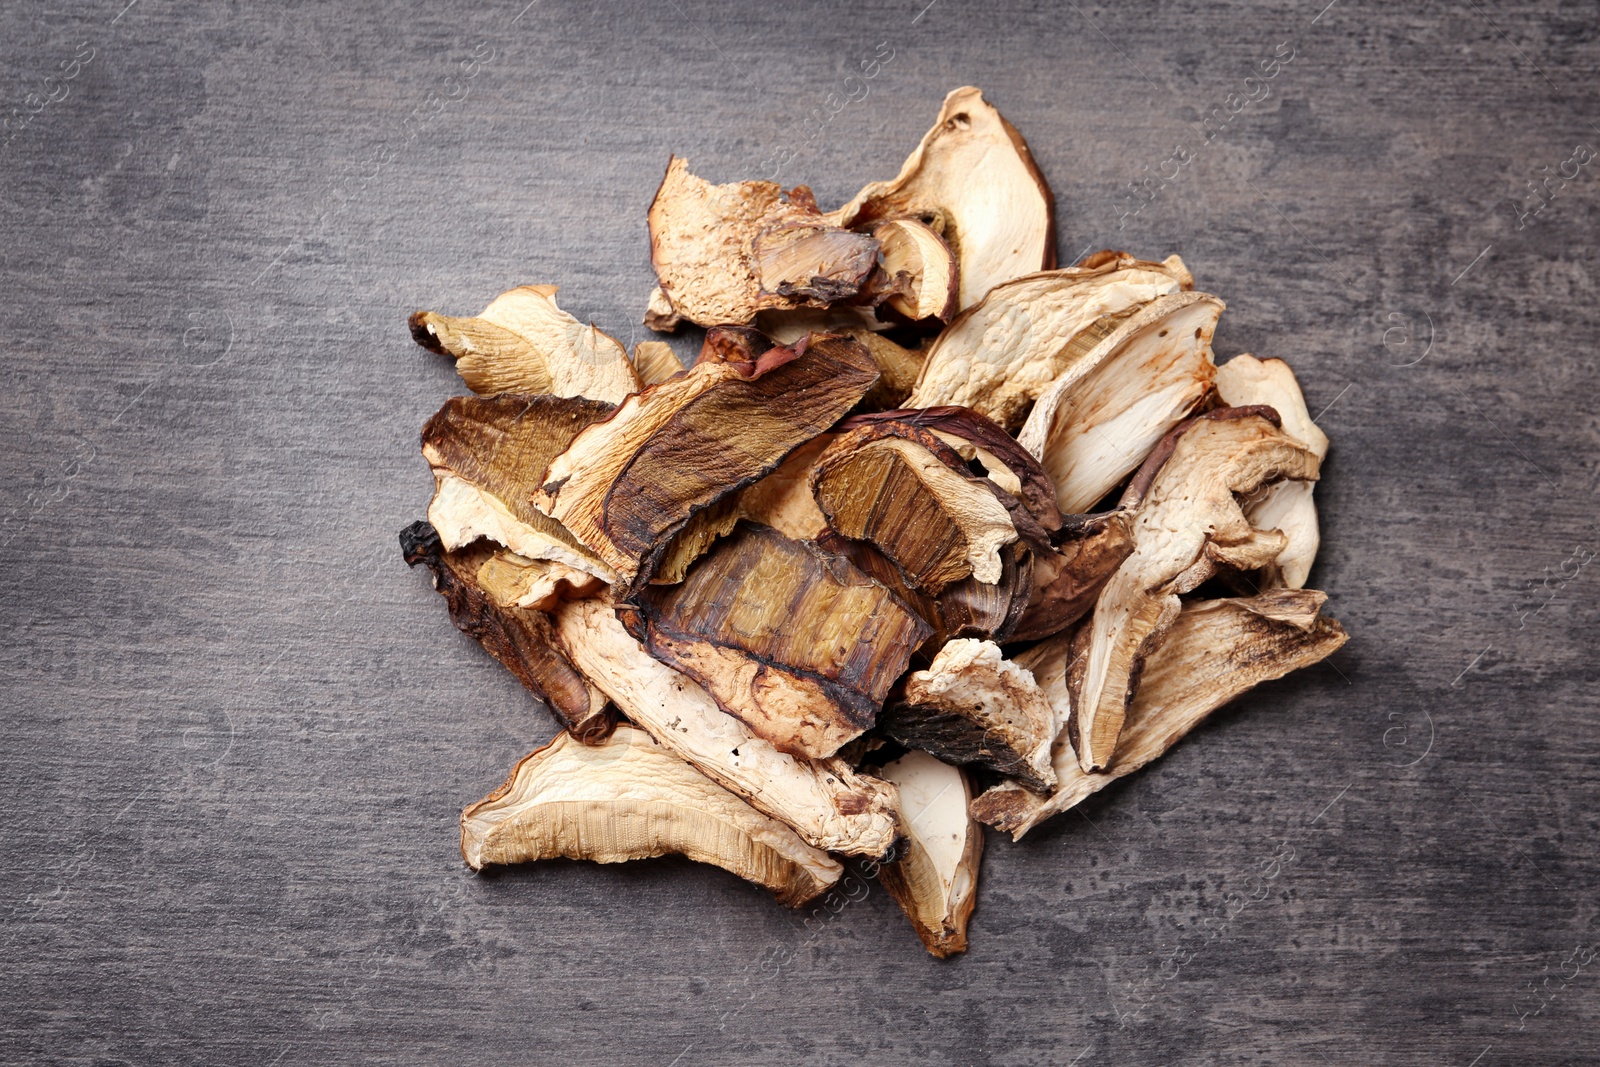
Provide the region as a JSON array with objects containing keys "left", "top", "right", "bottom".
[{"left": 876, "top": 751, "right": 982, "bottom": 957}]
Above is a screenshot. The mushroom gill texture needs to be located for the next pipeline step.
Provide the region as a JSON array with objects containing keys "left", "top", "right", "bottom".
[
  {"left": 876, "top": 750, "right": 982, "bottom": 957},
  {"left": 461, "top": 725, "right": 843, "bottom": 907}
]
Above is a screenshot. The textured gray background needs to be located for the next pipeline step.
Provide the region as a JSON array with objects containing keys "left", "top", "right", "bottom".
[{"left": 3, "top": 0, "right": 1598, "bottom": 1063}]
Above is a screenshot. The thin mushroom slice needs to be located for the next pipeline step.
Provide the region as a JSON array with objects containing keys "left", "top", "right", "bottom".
[
  {"left": 757, "top": 307, "right": 926, "bottom": 410},
  {"left": 422, "top": 393, "right": 618, "bottom": 583},
  {"left": 1019, "top": 291, "right": 1225, "bottom": 513},
  {"left": 409, "top": 285, "right": 640, "bottom": 402},
  {"left": 1215, "top": 354, "right": 1331, "bottom": 589},
  {"left": 972, "top": 591, "right": 1347, "bottom": 839},
  {"left": 534, "top": 333, "right": 879, "bottom": 592},
  {"left": 550, "top": 595, "right": 901, "bottom": 858},
  {"left": 631, "top": 340, "right": 684, "bottom": 386},
  {"left": 461, "top": 725, "right": 843, "bottom": 907},
  {"left": 876, "top": 751, "right": 982, "bottom": 958},
  {"left": 648, "top": 158, "right": 879, "bottom": 326},
  {"left": 868, "top": 218, "right": 959, "bottom": 324},
  {"left": 880, "top": 638, "right": 1058, "bottom": 792},
  {"left": 1011, "top": 510, "right": 1136, "bottom": 643},
  {"left": 628, "top": 521, "right": 932, "bottom": 760},
  {"left": 400, "top": 522, "right": 615, "bottom": 743},
  {"left": 905, "top": 254, "right": 1194, "bottom": 430},
  {"left": 1071, "top": 409, "right": 1322, "bottom": 771},
  {"left": 475, "top": 551, "right": 604, "bottom": 611},
  {"left": 829, "top": 86, "right": 1054, "bottom": 310}
]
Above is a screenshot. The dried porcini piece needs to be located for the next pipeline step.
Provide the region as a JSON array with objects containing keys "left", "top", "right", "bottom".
[
  {"left": 400, "top": 521, "right": 614, "bottom": 743},
  {"left": 1215, "top": 354, "right": 1330, "bottom": 589},
  {"left": 1019, "top": 290, "right": 1224, "bottom": 513},
  {"left": 881, "top": 638, "right": 1058, "bottom": 791},
  {"left": 409, "top": 284, "right": 640, "bottom": 403},
  {"left": 829, "top": 86, "right": 1055, "bottom": 310},
  {"left": 1011, "top": 510, "right": 1135, "bottom": 643},
  {"left": 628, "top": 522, "right": 931, "bottom": 760},
  {"left": 461, "top": 725, "right": 842, "bottom": 906},
  {"left": 905, "top": 254, "right": 1194, "bottom": 430},
  {"left": 630, "top": 340, "right": 684, "bottom": 386},
  {"left": 475, "top": 551, "right": 604, "bottom": 611},
  {"left": 1070, "top": 409, "right": 1322, "bottom": 771},
  {"left": 648, "top": 157, "right": 879, "bottom": 326},
  {"left": 550, "top": 595, "right": 900, "bottom": 858},
  {"left": 866, "top": 218, "right": 959, "bottom": 324},
  {"left": 757, "top": 308, "right": 926, "bottom": 410},
  {"left": 877, "top": 751, "right": 982, "bottom": 957},
  {"left": 535, "top": 333, "right": 878, "bottom": 591},
  {"left": 973, "top": 591, "right": 1348, "bottom": 838}
]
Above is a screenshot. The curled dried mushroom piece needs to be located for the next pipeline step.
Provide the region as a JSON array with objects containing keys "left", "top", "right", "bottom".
[{"left": 877, "top": 751, "right": 982, "bottom": 958}]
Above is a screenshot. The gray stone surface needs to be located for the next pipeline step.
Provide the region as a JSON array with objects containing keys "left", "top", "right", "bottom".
[{"left": 3, "top": 0, "right": 1598, "bottom": 1063}]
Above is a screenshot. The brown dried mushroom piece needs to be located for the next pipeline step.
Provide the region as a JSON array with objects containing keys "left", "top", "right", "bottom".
[
  {"left": 461, "top": 725, "right": 843, "bottom": 907},
  {"left": 828, "top": 86, "right": 1054, "bottom": 311},
  {"left": 409, "top": 284, "right": 640, "bottom": 402},
  {"left": 876, "top": 751, "right": 982, "bottom": 958},
  {"left": 1011, "top": 510, "right": 1136, "bottom": 643},
  {"left": 1071, "top": 410, "right": 1322, "bottom": 771},
  {"left": 973, "top": 590, "right": 1347, "bottom": 838},
  {"left": 534, "top": 334, "right": 879, "bottom": 592},
  {"left": 881, "top": 638, "right": 1058, "bottom": 792},
  {"left": 1215, "top": 354, "right": 1331, "bottom": 590},
  {"left": 475, "top": 551, "right": 604, "bottom": 611},
  {"left": 647, "top": 158, "right": 879, "bottom": 327},
  {"left": 400, "top": 521, "right": 615, "bottom": 742},
  {"left": 905, "top": 254, "right": 1194, "bottom": 430},
  {"left": 867, "top": 218, "right": 959, "bottom": 324},
  {"left": 423, "top": 393, "right": 618, "bottom": 582},
  {"left": 1018, "top": 291, "right": 1224, "bottom": 513},
  {"left": 628, "top": 522, "right": 932, "bottom": 760},
  {"left": 756, "top": 307, "right": 926, "bottom": 410},
  {"left": 550, "top": 595, "right": 900, "bottom": 858}
]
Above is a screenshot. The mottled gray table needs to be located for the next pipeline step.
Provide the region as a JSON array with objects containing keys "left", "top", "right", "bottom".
[{"left": 3, "top": 1, "right": 1598, "bottom": 1063}]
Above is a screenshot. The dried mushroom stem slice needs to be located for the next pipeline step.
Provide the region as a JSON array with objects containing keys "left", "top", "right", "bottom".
[
  {"left": 905, "top": 255, "right": 1194, "bottom": 430},
  {"left": 550, "top": 596, "right": 901, "bottom": 858},
  {"left": 1018, "top": 291, "right": 1224, "bottom": 514},
  {"left": 881, "top": 638, "right": 1058, "bottom": 791},
  {"left": 423, "top": 393, "right": 618, "bottom": 583},
  {"left": 973, "top": 591, "right": 1347, "bottom": 839},
  {"left": 461, "top": 725, "right": 843, "bottom": 907},
  {"left": 870, "top": 218, "right": 959, "bottom": 323},
  {"left": 534, "top": 333, "right": 878, "bottom": 591},
  {"left": 648, "top": 157, "right": 878, "bottom": 326},
  {"left": 829, "top": 86, "right": 1055, "bottom": 310},
  {"left": 1215, "top": 354, "right": 1330, "bottom": 589},
  {"left": 877, "top": 751, "right": 982, "bottom": 958},
  {"left": 632, "top": 522, "right": 932, "bottom": 760},
  {"left": 409, "top": 284, "right": 640, "bottom": 402},
  {"left": 631, "top": 340, "right": 684, "bottom": 386},
  {"left": 1072, "top": 411, "right": 1322, "bottom": 771},
  {"left": 400, "top": 521, "right": 614, "bottom": 743}
]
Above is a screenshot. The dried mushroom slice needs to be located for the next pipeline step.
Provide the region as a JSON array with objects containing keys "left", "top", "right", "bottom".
[
  {"left": 1011, "top": 510, "right": 1136, "bottom": 643},
  {"left": 409, "top": 285, "right": 640, "bottom": 402},
  {"left": 644, "top": 285, "right": 682, "bottom": 332},
  {"left": 829, "top": 86, "right": 1054, "bottom": 310},
  {"left": 476, "top": 551, "right": 604, "bottom": 611},
  {"left": 629, "top": 522, "right": 932, "bottom": 760},
  {"left": 868, "top": 218, "right": 959, "bottom": 323},
  {"left": 905, "top": 255, "right": 1194, "bottom": 430},
  {"left": 535, "top": 334, "right": 879, "bottom": 591},
  {"left": 461, "top": 725, "right": 843, "bottom": 907},
  {"left": 1018, "top": 291, "right": 1224, "bottom": 513},
  {"left": 881, "top": 638, "right": 1057, "bottom": 791},
  {"left": 400, "top": 521, "right": 615, "bottom": 743},
  {"left": 1215, "top": 354, "right": 1331, "bottom": 589},
  {"left": 423, "top": 393, "right": 618, "bottom": 582},
  {"left": 973, "top": 591, "right": 1347, "bottom": 838},
  {"left": 876, "top": 751, "right": 982, "bottom": 958},
  {"left": 648, "top": 157, "right": 879, "bottom": 326},
  {"left": 734, "top": 435, "right": 834, "bottom": 541},
  {"left": 550, "top": 595, "right": 900, "bottom": 858},
  {"left": 1071, "top": 410, "right": 1322, "bottom": 771},
  {"left": 631, "top": 340, "right": 684, "bottom": 386},
  {"left": 757, "top": 308, "right": 926, "bottom": 410},
  {"left": 811, "top": 423, "right": 1019, "bottom": 594}
]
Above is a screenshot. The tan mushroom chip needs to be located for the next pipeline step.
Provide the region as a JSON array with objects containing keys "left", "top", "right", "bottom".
[
  {"left": 461, "top": 725, "right": 843, "bottom": 907},
  {"left": 868, "top": 218, "right": 959, "bottom": 323},
  {"left": 409, "top": 284, "right": 640, "bottom": 402},
  {"left": 973, "top": 590, "right": 1347, "bottom": 838},
  {"left": 829, "top": 86, "right": 1054, "bottom": 310},
  {"left": 630, "top": 340, "right": 684, "bottom": 386},
  {"left": 876, "top": 751, "right": 982, "bottom": 958}
]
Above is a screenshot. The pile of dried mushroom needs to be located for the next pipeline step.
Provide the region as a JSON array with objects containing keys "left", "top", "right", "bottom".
[{"left": 399, "top": 86, "right": 1347, "bottom": 957}]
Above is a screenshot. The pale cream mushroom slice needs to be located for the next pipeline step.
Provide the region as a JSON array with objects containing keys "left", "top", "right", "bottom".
[
  {"left": 973, "top": 591, "right": 1347, "bottom": 838},
  {"left": 409, "top": 284, "right": 640, "bottom": 402},
  {"left": 461, "top": 725, "right": 843, "bottom": 907},
  {"left": 630, "top": 339, "right": 684, "bottom": 386},
  {"left": 1215, "top": 354, "right": 1331, "bottom": 589},
  {"left": 829, "top": 86, "right": 1054, "bottom": 310},
  {"left": 1018, "top": 290, "right": 1224, "bottom": 513},
  {"left": 905, "top": 254, "right": 1194, "bottom": 431},
  {"left": 876, "top": 751, "right": 982, "bottom": 958},
  {"left": 1070, "top": 409, "right": 1322, "bottom": 771},
  {"left": 549, "top": 595, "right": 900, "bottom": 858},
  {"left": 868, "top": 218, "right": 959, "bottom": 323}
]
